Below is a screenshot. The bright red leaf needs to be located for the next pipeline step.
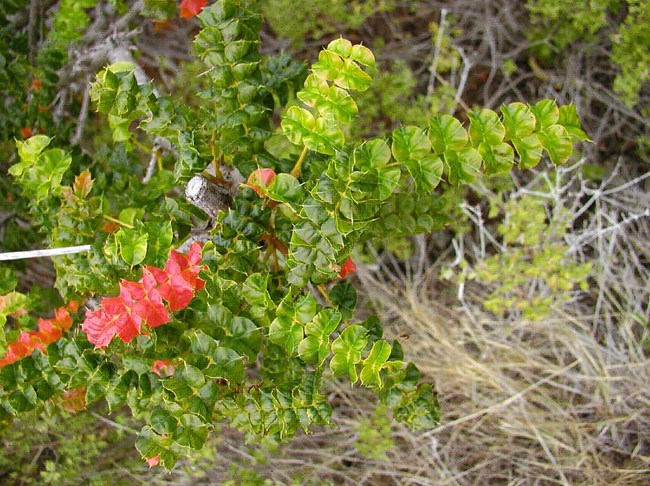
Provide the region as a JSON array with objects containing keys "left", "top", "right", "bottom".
[
  {"left": 339, "top": 257, "right": 357, "bottom": 278},
  {"left": 0, "top": 303, "right": 76, "bottom": 368},
  {"left": 81, "top": 243, "right": 206, "bottom": 347},
  {"left": 179, "top": 0, "right": 207, "bottom": 19}
]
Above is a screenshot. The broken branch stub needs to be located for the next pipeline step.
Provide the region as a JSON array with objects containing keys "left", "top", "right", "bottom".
[{"left": 185, "top": 175, "right": 232, "bottom": 218}]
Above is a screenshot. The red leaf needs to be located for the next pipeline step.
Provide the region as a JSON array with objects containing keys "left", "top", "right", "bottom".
[
  {"left": 339, "top": 257, "right": 357, "bottom": 278},
  {"left": 151, "top": 359, "right": 175, "bottom": 377},
  {"left": 38, "top": 318, "right": 63, "bottom": 343},
  {"left": 20, "top": 127, "right": 33, "bottom": 138},
  {"left": 82, "top": 297, "right": 142, "bottom": 348},
  {"left": 129, "top": 271, "right": 171, "bottom": 328},
  {"left": 0, "top": 303, "right": 77, "bottom": 368},
  {"left": 179, "top": 0, "right": 207, "bottom": 19},
  {"left": 244, "top": 168, "right": 276, "bottom": 198},
  {"left": 80, "top": 243, "right": 205, "bottom": 347},
  {"left": 146, "top": 455, "right": 161, "bottom": 467},
  {"left": 73, "top": 170, "right": 93, "bottom": 199}
]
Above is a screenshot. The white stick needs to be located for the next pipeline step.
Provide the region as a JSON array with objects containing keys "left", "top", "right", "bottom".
[{"left": 0, "top": 245, "right": 92, "bottom": 261}]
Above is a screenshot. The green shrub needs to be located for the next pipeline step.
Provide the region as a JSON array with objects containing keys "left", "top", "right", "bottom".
[{"left": 0, "top": 0, "right": 587, "bottom": 470}]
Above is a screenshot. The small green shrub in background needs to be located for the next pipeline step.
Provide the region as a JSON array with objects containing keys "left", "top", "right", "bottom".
[
  {"left": 354, "top": 404, "right": 394, "bottom": 460},
  {"left": 526, "top": 0, "right": 649, "bottom": 108},
  {"left": 457, "top": 192, "right": 592, "bottom": 320}
]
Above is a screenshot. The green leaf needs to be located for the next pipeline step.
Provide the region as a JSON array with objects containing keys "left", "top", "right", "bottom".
[
  {"left": 327, "top": 38, "right": 353, "bottom": 58},
  {"left": 205, "top": 346, "right": 244, "bottom": 385},
  {"left": 163, "top": 377, "right": 194, "bottom": 399},
  {"left": 0, "top": 268, "right": 18, "bottom": 294},
  {"left": 269, "top": 315, "right": 304, "bottom": 354},
  {"left": 428, "top": 115, "right": 468, "bottom": 153},
  {"left": 375, "top": 166, "right": 401, "bottom": 201},
  {"left": 539, "top": 125, "right": 573, "bottom": 165},
  {"left": 468, "top": 109, "right": 506, "bottom": 146},
  {"left": 312, "top": 49, "right": 345, "bottom": 83},
  {"left": 281, "top": 106, "right": 315, "bottom": 146},
  {"left": 329, "top": 282, "right": 357, "bottom": 320},
  {"left": 303, "top": 117, "right": 345, "bottom": 155},
  {"left": 334, "top": 58, "right": 372, "bottom": 92},
  {"left": 269, "top": 291, "right": 317, "bottom": 353},
  {"left": 85, "top": 363, "right": 112, "bottom": 405},
  {"left": 14, "top": 135, "right": 52, "bottom": 168},
  {"left": 391, "top": 126, "right": 431, "bottom": 163},
  {"left": 512, "top": 134, "right": 544, "bottom": 169},
  {"left": 558, "top": 105, "right": 590, "bottom": 141},
  {"left": 330, "top": 325, "right": 368, "bottom": 383},
  {"left": 223, "top": 317, "right": 261, "bottom": 362},
  {"left": 478, "top": 142, "right": 515, "bottom": 175},
  {"left": 116, "top": 228, "right": 148, "bottom": 266},
  {"left": 242, "top": 273, "right": 273, "bottom": 308},
  {"left": 297, "top": 308, "right": 342, "bottom": 366},
  {"left": 267, "top": 173, "right": 305, "bottom": 204},
  {"left": 350, "top": 44, "right": 375, "bottom": 69},
  {"left": 298, "top": 75, "right": 358, "bottom": 123},
  {"left": 360, "top": 340, "right": 395, "bottom": 389},
  {"left": 403, "top": 155, "right": 443, "bottom": 193},
  {"left": 181, "top": 363, "right": 205, "bottom": 389},
  {"left": 175, "top": 413, "right": 209, "bottom": 450},
  {"left": 151, "top": 407, "right": 179, "bottom": 435},
  {"left": 354, "top": 139, "right": 392, "bottom": 169},
  {"left": 443, "top": 147, "right": 482, "bottom": 185},
  {"left": 531, "top": 99, "right": 559, "bottom": 130},
  {"left": 500, "top": 102, "right": 536, "bottom": 140}
]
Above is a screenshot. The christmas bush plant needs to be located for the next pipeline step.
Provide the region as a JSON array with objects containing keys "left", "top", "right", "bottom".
[{"left": 0, "top": 0, "right": 587, "bottom": 469}]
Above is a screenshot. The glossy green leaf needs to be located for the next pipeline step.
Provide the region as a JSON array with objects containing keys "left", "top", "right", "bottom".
[
  {"left": 354, "top": 139, "right": 392, "bottom": 169},
  {"left": 267, "top": 173, "right": 305, "bottom": 204},
  {"left": 223, "top": 316, "right": 261, "bottom": 362},
  {"left": 298, "top": 74, "right": 358, "bottom": 123},
  {"left": 329, "top": 282, "right": 357, "bottom": 320},
  {"left": 312, "top": 49, "right": 345, "bottom": 83},
  {"left": 428, "top": 115, "right": 468, "bottom": 153},
  {"left": 403, "top": 155, "right": 443, "bottom": 193},
  {"left": 116, "top": 228, "right": 148, "bottom": 266},
  {"left": 539, "top": 124, "right": 573, "bottom": 165},
  {"left": 468, "top": 109, "right": 506, "bottom": 146},
  {"left": 281, "top": 106, "right": 315, "bottom": 146},
  {"left": 391, "top": 126, "right": 431, "bottom": 162},
  {"left": 443, "top": 147, "right": 482, "bottom": 185},
  {"left": 205, "top": 346, "right": 244, "bottom": 385},
  {"left": 512, "top": 134, "right": 544, "bottom": 169},
  {"left": 360, "top": 339, "right": 396, "bottom": 389},
  {"left": 531, "top": 99, "right": 559, "bottom": 130},
  {"left": 175, "top": 413, "right": 209, "bottom": 449},
  {"left": 297, "top": 308, "right": 341, "bottom": 366},
  {"left": 350, "top": 44, "right": 375, "bottom": 68},
  {"left": 478, "top": 142, "right": 515, "bottom": 175},
  {"left": 303, "top": 117, "right": 345, "bottom": 155},
  {"left": 334, "top": 58, "right": 372, "bottom": 91},
  {"left": 242, "top": 273, "right": 273, "bottom": 308},
  {"left": 330, "top": 325, "right": 368, "bottom": 383},
  {"left": 14, "top": 135, "right": 52, "bottom": 167},
  {"left": 500, "top": 102, "right": 536, "bottom": 140},
  {"left": 327, "top": 38, "right": 353, "bottom": 58},
  {"left": 558, "top": 105, "right": 590, "bottom": 141}
]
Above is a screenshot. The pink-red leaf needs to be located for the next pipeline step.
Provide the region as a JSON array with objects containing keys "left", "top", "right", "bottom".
[{"left": 179, "top": 0, "right": 207, "bottom": 19}]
